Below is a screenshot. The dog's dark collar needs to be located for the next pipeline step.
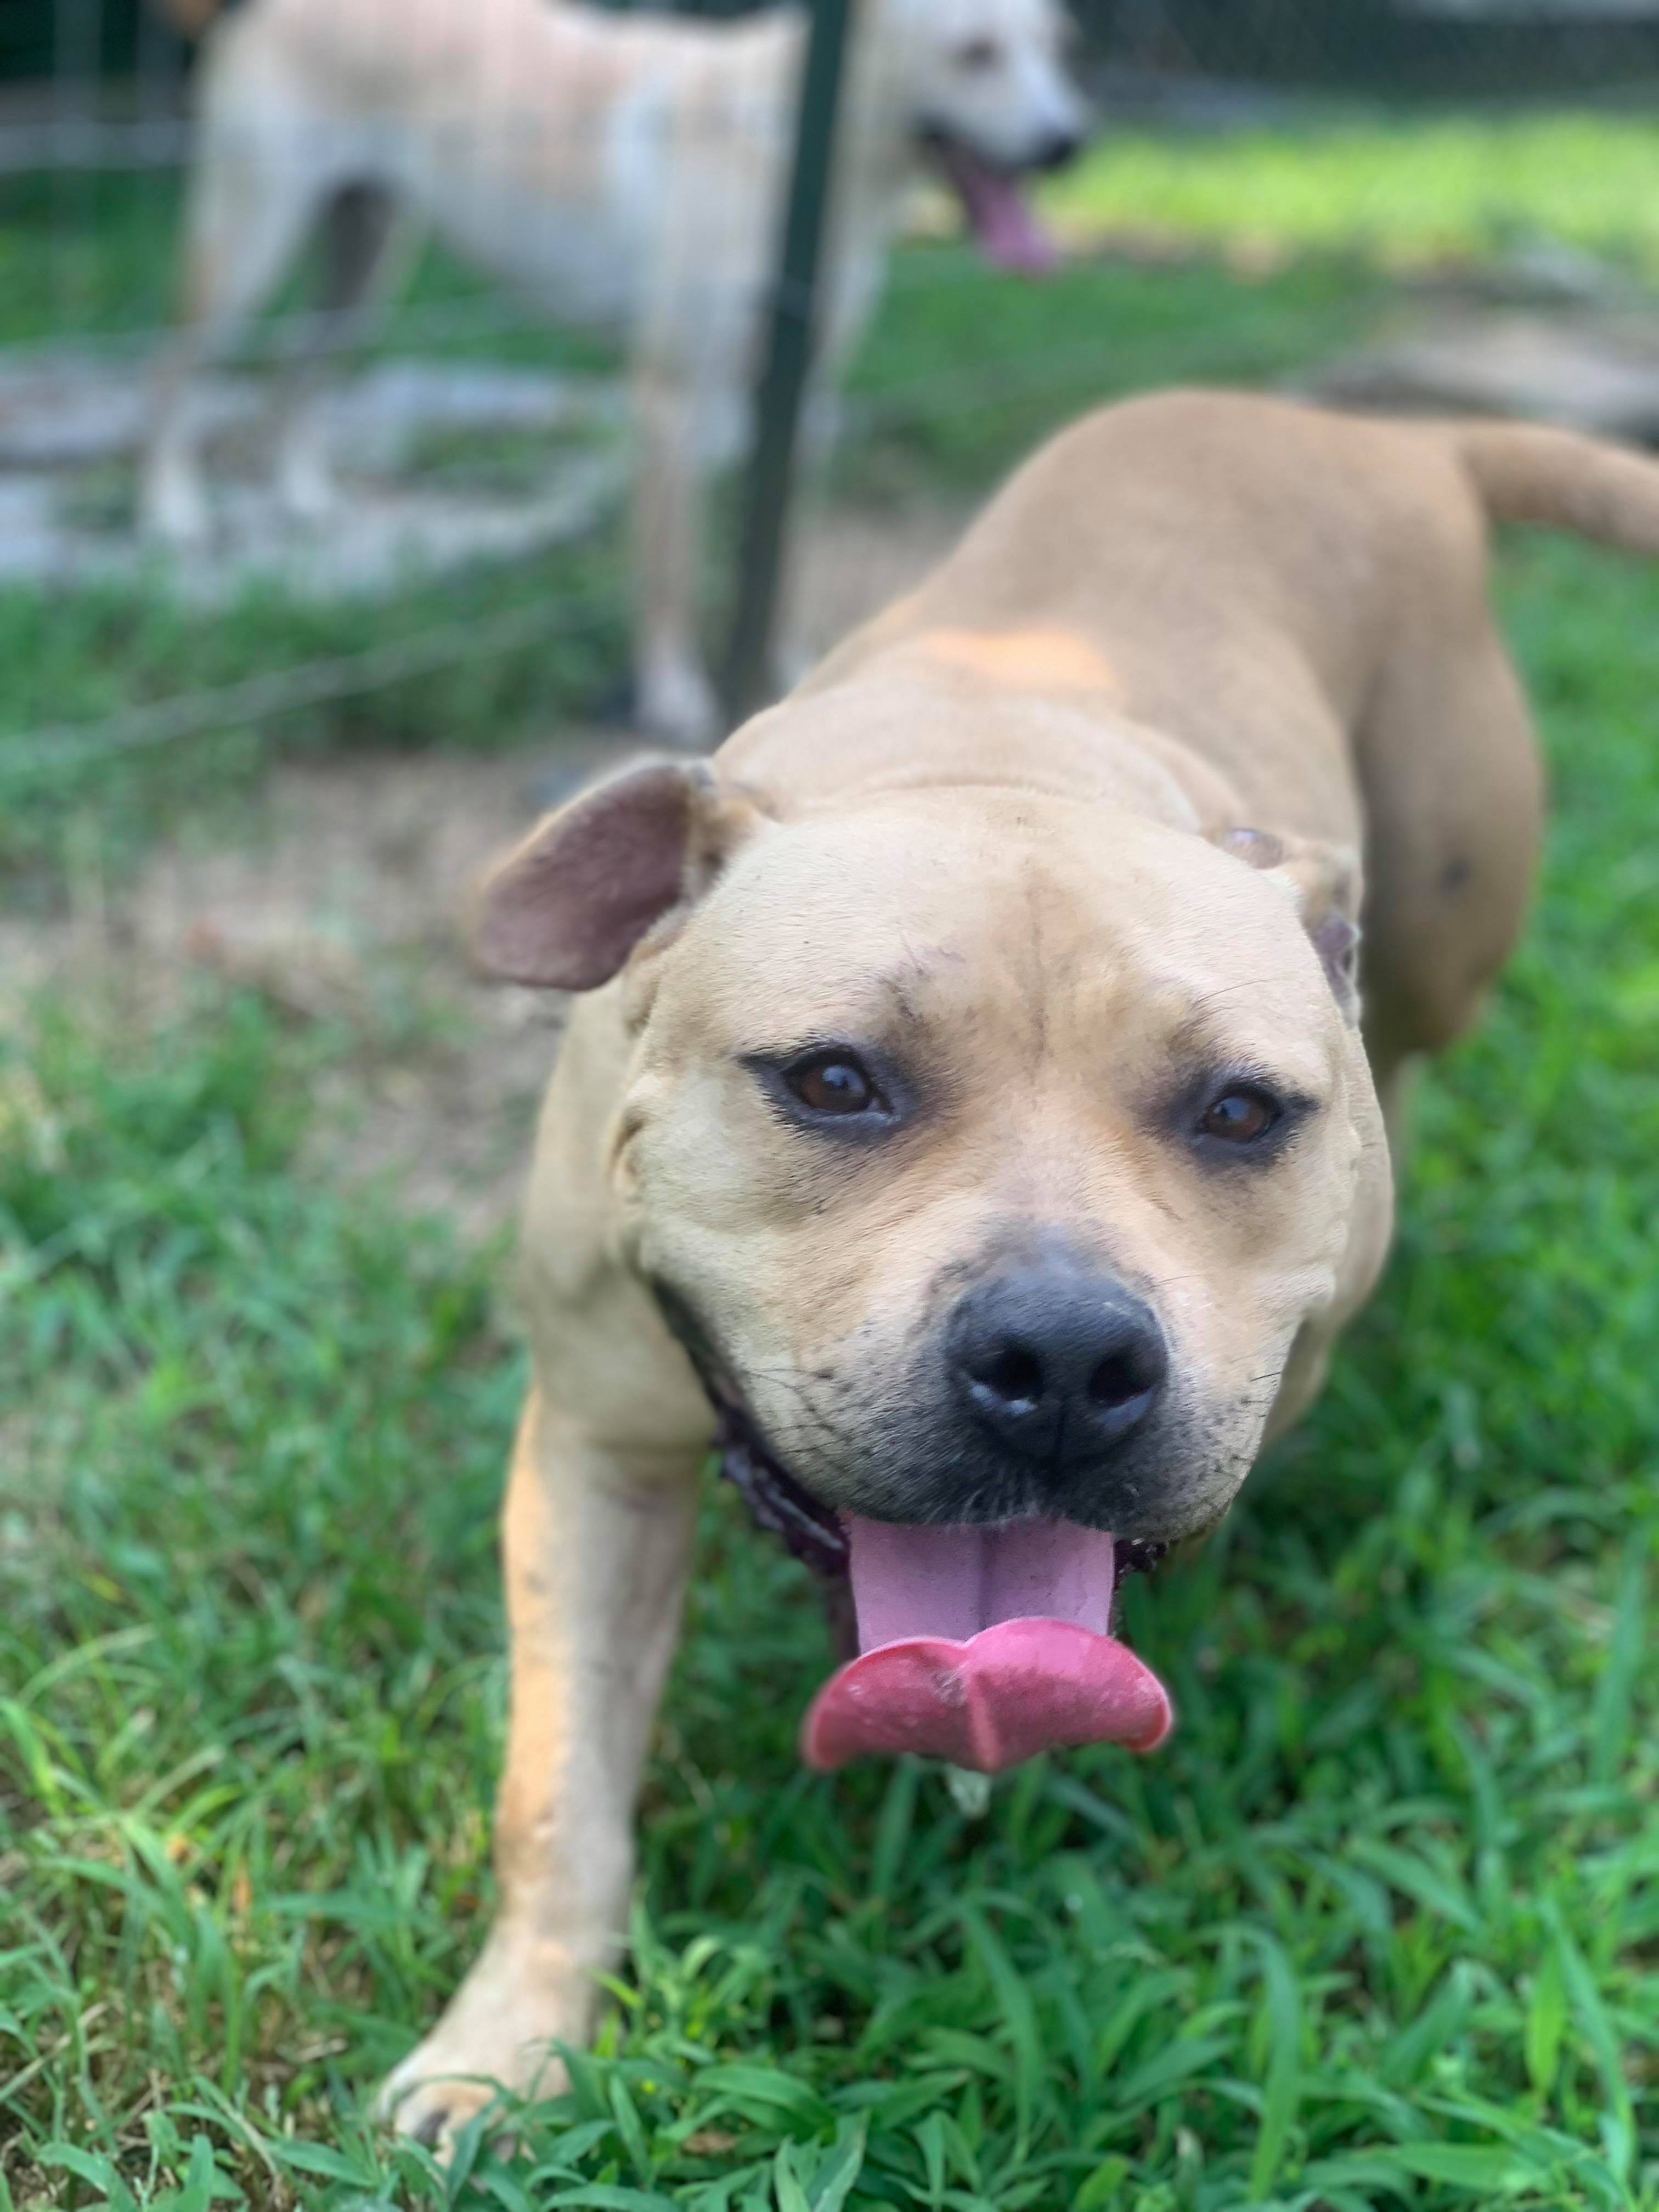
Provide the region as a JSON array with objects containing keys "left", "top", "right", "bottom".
[
  {"left": 651, "top": 1279, "right": 850, "bottom": 1580},
  {"left": 712, "top": 1396, "right": 850, "bottom": 1579}
]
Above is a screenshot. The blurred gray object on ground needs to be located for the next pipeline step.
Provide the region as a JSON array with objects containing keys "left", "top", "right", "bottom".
[
  {"left": 0, "top": 355, "right": 628, "bottom": 601},
  {"left": 1305, "top": 314, "right": 1659, "bottom": 442},
  {"left": 1399, "top": 2, "right": 1659, "bottom": 17}
]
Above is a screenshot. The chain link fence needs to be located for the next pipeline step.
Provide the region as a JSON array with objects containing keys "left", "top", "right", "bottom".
[
  {"left": 12, "top": 0, "right": 1659, "bottom": 93},
  {"left": 1083, "top": 0, "right": 1659, "bottom": 98},
  {"left": 2, "top": 0, "right": 1658, "bottom": 832}
]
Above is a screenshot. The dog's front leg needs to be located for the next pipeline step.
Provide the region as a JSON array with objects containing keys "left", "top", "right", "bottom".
[
  {"left": 378, "top": 1386, "right": 701, "bottom": 2151},
  {"left": 633, "top": 371, "right": 723, "bottom": 749},
  {"left": 764, "top": 376, "right": 844, "bottom": 697}
]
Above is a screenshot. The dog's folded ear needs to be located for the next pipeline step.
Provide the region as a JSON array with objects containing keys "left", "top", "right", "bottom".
[
  {"left": 472, "top": 758, "right": 760, "bottom": 990},
  {"left": 1214, "top": 825, "right": 1363, "bottom": 1020}
]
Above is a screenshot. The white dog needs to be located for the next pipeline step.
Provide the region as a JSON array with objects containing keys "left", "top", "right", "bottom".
[{"left": 142, "top": 0, "right": 1088, "bottom": 742}]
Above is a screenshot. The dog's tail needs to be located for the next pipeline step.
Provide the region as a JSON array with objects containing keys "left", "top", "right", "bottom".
[{"left": 1451, "top": 417, "right": 1659, "bottom": 557}]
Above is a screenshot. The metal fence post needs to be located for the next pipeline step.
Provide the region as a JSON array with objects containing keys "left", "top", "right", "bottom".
[{"left": 722, "top": 0, "right": 853, "bottom": 729}]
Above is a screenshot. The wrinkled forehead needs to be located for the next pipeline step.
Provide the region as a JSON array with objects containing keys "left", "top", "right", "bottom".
[{"left": 663, "top": 796, "right": 1337, "bottom": 1071}]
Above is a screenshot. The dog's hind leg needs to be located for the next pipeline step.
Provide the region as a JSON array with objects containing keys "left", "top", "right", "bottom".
[
  {"left": 1355, "top": 620, "right": 1544, "bottom": 1076},
  {"left": 271, "top": 181, "right": 411, "bottom": 524},
  {"left": 141, "top": 67, "right": 337, "bottom": 545}
]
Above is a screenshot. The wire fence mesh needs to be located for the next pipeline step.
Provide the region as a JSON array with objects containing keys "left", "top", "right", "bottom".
[
  {"left": 1078, "top": 0, "right": 1659, "bottom": 98},
  {"left": 4, "top": 0, "right": 1659, "bottom": 822}
]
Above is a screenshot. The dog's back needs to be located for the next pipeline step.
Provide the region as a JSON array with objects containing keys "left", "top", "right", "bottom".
[
  {"left": 196, "top": 0, "right": 793, "bottom": 314},
  {"left": 754, "top": 388, "right": 1659, "bottom": 1060},
  {"left": 796, "top": 391, "right": 1658, "bottom": 819}
]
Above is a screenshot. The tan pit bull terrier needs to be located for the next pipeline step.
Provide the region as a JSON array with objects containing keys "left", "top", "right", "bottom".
[{"left": 380, "top": 388, "right": 1659, "bottom": 2145}]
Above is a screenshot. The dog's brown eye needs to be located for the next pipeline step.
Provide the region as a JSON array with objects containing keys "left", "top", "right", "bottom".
[
  {"left": 785, "top": 1051, "right": 881, "bottom": 1116},
  {"left": 1198, "top": 1087, "right": 1279, "bottom": 1144},
  {"left": 955, "top": 35, "right": 1001, "bottom": 68}
]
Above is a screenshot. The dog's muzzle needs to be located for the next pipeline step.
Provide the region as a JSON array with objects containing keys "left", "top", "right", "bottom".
[{"left": 917, "top": 125, "right": 1063, "bottom": 274}]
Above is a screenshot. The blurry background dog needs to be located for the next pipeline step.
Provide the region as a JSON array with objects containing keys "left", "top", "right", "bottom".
[{"left": 140, "top": 0, "right": 1088, "bottom": 744}]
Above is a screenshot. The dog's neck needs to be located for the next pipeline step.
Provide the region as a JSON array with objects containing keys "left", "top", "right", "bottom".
[{"left": 829, "top": 5, "right": 957, "bottom": 227}]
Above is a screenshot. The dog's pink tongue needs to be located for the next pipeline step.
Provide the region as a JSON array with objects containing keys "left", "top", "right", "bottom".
[
  {"left": 799, "top": 1518, "right": 1172, "bottom": 1773},
  {"left": 938, "top": 145, "right": 1058, "bottom": 274}
]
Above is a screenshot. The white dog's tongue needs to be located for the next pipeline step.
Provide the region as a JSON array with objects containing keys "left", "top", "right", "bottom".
[
  {"left": 799, "top": 1517, "right": 1172, "bottom": 1773},
  {"left": 935, "top": 143, "right": 1058, "bottom": 275}
]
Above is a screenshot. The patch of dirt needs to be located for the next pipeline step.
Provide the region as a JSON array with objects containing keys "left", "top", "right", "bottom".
[
  {"left": 151, "top": 748, "right": 583, "bottom": 1241},
  {"left": 5, "top": 499, "right": 963, "bottom": 1243},
  {"left": 792, "top": 498, "right": 961, "bottom": 658},
  {"left": 1304, "top": 312, "right": 1659, "bottom": 439}
]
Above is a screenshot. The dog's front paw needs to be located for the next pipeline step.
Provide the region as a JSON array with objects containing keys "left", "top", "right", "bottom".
[
  {"left": 139, "top": 464, "right": 213, "bottom": 549},
  {"left": 376, "top": 1937, "right": 583, "bottom": 2158},
  {"left": 276, "top": 452, "right": 338, "bottom": 529},
  {"left": 635, "top": 651, "right": 721, "bottom": 750},
  {"left": 377, "top": 2058, "right": 512, "bottom": 2157},
  {"left": 377, "top": 2017, "right": 571, "bottom": 2157}
]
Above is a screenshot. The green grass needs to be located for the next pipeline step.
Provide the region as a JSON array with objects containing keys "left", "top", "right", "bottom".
[
  {"left": 3, "top": 532, "right": 1657, "bottom": 2209},
  {"left": 0, "top": 549, "right": 632, "bottom": 896},
  {"left": 1047, "top": 110, "right": 1659, "bottom": 274},
  {"left": 842, "top": 249, "right": 1389, "bottom": 497}
]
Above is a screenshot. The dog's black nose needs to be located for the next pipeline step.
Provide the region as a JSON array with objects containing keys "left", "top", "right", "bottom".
[
  {"left": 1030, "top": 127, "right": 1083, "bottom": 173},
  {"left": 947, "top": 1263, "right": 1166, "bottom": 1468}
]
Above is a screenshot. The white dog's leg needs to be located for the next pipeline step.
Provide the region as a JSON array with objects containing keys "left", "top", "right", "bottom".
[
  {"left": 764, "top": 379, "right": 844, "bottom": 697},
  {"left": 142, "top": 338, "right": 218, "bottom": 550},
  {"left": 272, "top": 379, "right": 335, "bottom": 528},
  {"left": 273, "top": 183, "right": 409, "bottom": 526},
  {"left": 377, "top": 1390, "right": 701, "bottom": 2153},
  {"left": 140, "top": 121, "right": 324, "bottom": 549},
  {"left": 633, "top": 373, "right": 723, "bottom": 748}
]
